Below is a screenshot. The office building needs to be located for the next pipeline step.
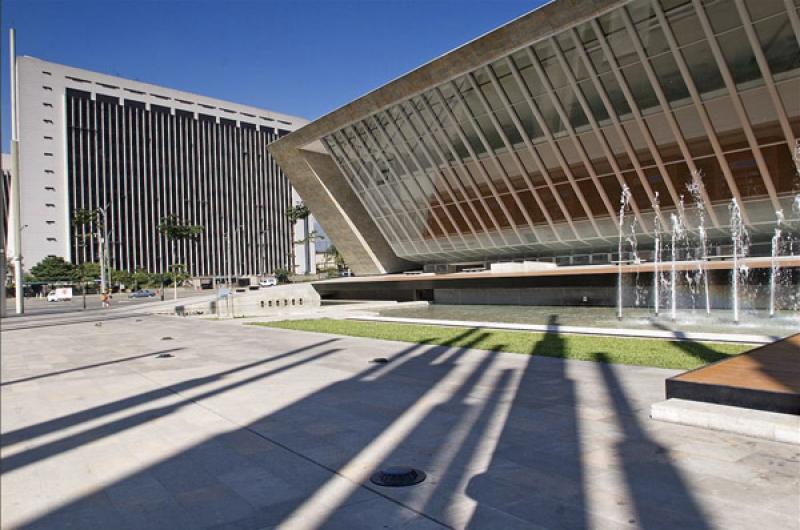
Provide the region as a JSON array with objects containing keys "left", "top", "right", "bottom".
[{"left": 12, "top": 56, "right": 315, "bottom": 279}]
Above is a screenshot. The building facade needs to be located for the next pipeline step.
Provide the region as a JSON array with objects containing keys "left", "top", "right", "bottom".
[
  {"left": 12, "top": 57, "right": 315, "bottom": 279},
  {"left": 270, "top": 0, "right": 799, "bottom": 275}
]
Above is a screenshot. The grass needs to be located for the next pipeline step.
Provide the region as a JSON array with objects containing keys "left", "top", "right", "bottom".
[{"left": 249, "top": 319, "right": 750, "bottom": 370}]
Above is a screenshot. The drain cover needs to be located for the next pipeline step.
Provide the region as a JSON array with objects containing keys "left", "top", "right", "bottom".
[
  {"left": 370, "top": 466, "right": 426, "bottom": 487},
  {"left": 161, "top": 336, "right": 173, "bottom": 341},
  {"left": 370, "top": 357, "right": 389, "bottom": 364},
  {"left": 156, "top": 353, "right": 174, "bottom": 359}
]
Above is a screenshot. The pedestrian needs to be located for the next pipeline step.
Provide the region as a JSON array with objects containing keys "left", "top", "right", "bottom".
[{"left": 101, "top": 291, "right": 110, "bottom": 309}]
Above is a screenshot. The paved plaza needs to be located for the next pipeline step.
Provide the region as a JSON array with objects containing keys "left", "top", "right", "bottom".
[{"left": 1, "top": 313, "right": 798, "bottom": 529}]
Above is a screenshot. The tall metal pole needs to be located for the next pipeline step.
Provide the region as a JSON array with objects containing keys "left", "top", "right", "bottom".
[{"left": 9, "top": 29, "right": 24, "bottom": 314}]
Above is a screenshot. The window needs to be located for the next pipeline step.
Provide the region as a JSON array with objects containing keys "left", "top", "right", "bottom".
[
  {"left": 43, "top": 85, "right": 53, "bottom": 91},
  {"left": 46, "top": 220, "right": 56, "bottom": 225},
  {"left": 755, "top": 14, "right": 800, "bottom": 77},
  {"left": 47, "top": 237, "right": 57, "bottom": 242},
  {"left": 681, "top": 40, "right": 725, "bottom": 96},
  {"left": 43, "top": 119, "right": 54, "bottom": 124},
  {"left": 97, "top": 94, "right": 119, "bottom": 105},
  {"left": 44, "top": 152, "right": 54, "bottom": 157},
  {"left": 45, "top": 203, "right": 56, "bottom": 208},
  {"left": 44, "top": 186, "right": 55, "bottom": 191}
]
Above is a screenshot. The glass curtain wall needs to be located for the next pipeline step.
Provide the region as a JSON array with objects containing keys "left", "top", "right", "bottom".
[{"left": 324, "top": 0, "right": 800, "bottom": 263}]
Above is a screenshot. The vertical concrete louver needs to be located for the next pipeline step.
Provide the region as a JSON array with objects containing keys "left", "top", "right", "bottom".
[{"left": 14, "top": 57, "right": 314, "bottom": 277}]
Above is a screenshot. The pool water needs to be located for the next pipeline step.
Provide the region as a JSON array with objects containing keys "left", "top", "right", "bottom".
[{"left": 377, "top": 304, "right": 800, "bottom": 337}]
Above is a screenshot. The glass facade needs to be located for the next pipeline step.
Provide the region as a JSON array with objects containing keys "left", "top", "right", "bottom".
[{"left": 322, "top": 0, "right": 800, "bottom": 263}]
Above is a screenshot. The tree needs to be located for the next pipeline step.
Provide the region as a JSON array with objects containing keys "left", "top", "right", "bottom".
[
  {"left": 72, "top": 261, "right": 101, "bottom": 309},
  {"left": 326, "top": 244, "right": 346, "bottom": 270},
  {"left": 285, "top": 202, "right": 311, "bottom": 224},
  {"left": 74, "top": 262, "right": 102, "bottom": 282},
  {"left": 274, "top": 267, "right": 291, "bottom": 284},
  {"left": 295, "top": 230, "right": 323, "bottom": 246},
  {"left": 72, "top": 208, "right": 107, "bottom": 291},
  {"left": 158, "top": 214, "right": 204, "bottom": 300},
  {"left": 111, "top": 268, "right": 133, "bottom": 289},
  {"left": 30, "top": 255, "right": 75, "bottom": 282},
  {"left": 286, "top": 202, "right": 312, "bottom": 273},
  {"left": 133, "top": 268, "right": 153, "bottom": 290}
]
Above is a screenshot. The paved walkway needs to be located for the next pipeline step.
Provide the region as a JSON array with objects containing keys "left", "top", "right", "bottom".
[{"left": 1, "top": 314, "right": 798, "bottom": 529}]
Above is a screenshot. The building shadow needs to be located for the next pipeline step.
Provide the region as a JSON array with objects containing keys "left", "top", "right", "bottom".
[
  {"left": 594, "top": 352, "right": 711, "bottom": 529},
  {"left": 1, "top": 338, "right": 340, "bottom": 450},
  {"left": 10, "top": 329, "right": 485, "bottom": 529},
  {"left": 649, "top": 321, "right": 733, "bottom": 364},
  {"left": 464, "top": 315, "right": 589, "bottom": 529},
  {"left": 6, "top": 322, "right": 711, "bottom": 530},
  {"left": 0, "top": 348, "right": 185, "bottom": 387}
]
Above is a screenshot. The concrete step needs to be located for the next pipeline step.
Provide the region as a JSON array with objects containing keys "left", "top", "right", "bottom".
[{"left": 651, "top": 398, "right": 800, "bottom": 444}]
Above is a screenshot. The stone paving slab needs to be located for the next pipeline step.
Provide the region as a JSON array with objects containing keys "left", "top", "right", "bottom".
[{"left": 1, "top": 313, "right": 798, "bottom": 529}]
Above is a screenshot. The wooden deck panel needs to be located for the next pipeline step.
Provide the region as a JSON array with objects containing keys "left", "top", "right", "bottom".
[
  {"left": 674, "top": 334, "right": 800, "bottom": 394},
  {"left": 667, "top": 333, "right": 800, "bottom": 414}
]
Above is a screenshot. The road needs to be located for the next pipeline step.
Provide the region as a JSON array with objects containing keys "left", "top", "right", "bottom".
[{"left": 2, "top": 289, "right": 212, "bottom": 318}]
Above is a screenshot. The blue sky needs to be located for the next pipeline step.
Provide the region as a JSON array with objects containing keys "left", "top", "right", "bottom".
[{"left": 1, "top": 0, "right": 543, "bottom": 151}]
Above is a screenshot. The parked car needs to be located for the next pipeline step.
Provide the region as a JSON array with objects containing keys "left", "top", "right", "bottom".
[
  {"left": 259, "top": 276, "right": 278, "bottom": 287},
  {"left": 47, "top": 288, "right": 73, "bottom": 302},
  {"left": 128, "top": 289, "right": 156, "bottom": 299}
]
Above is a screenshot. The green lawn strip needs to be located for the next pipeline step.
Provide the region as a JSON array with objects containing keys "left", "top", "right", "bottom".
[{"left": 249, "top": 318, "right": 750, "bottom": 370}]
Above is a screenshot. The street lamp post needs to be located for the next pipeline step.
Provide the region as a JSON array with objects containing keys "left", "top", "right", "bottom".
[
  {"left": 96, "top": 205, "right": 111, "bottom": 294},
  {"left": 9, "top": 29, "right": 24, "bottom": 315}
]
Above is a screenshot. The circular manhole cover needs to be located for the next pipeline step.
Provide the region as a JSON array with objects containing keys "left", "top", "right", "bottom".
[{"left": 370, "top": 466, "right": 426, "bottom": 487}]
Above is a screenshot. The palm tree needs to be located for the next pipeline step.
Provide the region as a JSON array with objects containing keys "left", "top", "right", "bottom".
[{"left": 158, "top": 214, "right": 204, "bottom": 300}]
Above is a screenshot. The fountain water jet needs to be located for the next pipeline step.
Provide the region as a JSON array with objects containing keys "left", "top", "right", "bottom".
[
  {"left": 652, "top": 193, "right": 662, "bottom": 316},
  {"left": 769, "top": 210, "right": 784, "bottom": 318},
  {"left": 617, "top": 185, "right": 632, "bottom": 320},
  {"left": 670, "top": 212, "right": 683, "bottom": 322},
  {"left": 729, "top": 199, "right": 749, "bottom": 323},
  {"left": 688, "top": 172, "right": 711, "bottom": 314}
]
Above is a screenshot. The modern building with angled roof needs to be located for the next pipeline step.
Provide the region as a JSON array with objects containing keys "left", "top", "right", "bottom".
[{"left": 270, "top": 0, "right": 799, "bottom": 280}]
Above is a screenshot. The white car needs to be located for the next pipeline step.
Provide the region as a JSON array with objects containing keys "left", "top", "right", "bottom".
[
  {"left": 259, "top": 277, "right": 278, "bottom": 287},
  {"left": 47, "top": 288, "right": 73, "bottom": 302}
]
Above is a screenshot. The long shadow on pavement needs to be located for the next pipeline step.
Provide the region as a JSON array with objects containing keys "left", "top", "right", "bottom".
[
  {"left": 1, "top": 339, "right": 338, "bottom": 449},
  {"left": 594, "top": 352, "right": 711, "bottom": 529},
  {"left": 9, "top": 321, "right": 713, "bottom": 530}
]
